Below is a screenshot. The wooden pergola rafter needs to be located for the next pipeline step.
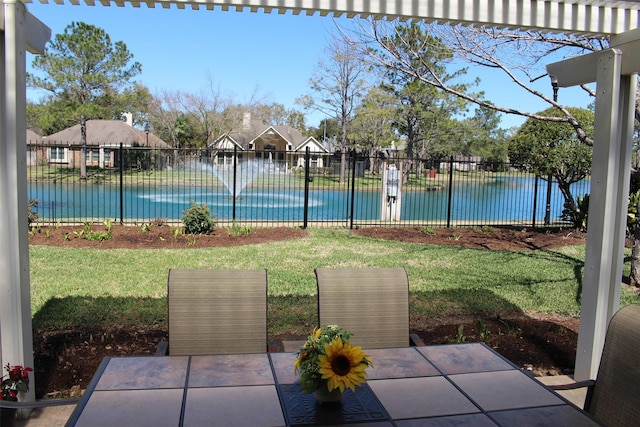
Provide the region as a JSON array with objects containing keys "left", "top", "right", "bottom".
[{"left": 2, "top": 1, "right": 640, "bottom": 411}]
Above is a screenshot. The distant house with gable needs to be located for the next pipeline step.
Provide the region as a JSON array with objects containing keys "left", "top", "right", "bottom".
[
  {"left": 209, "top": 114, "right": 329, "bottom": 170},
  {"left": 44, "top": 116, "right": 170, "bottom": 168},
  {"left": 26, "top": 129, "right": 44, "bottom": 166}
]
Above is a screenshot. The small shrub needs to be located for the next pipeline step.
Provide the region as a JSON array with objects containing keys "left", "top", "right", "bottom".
[
  {"left": 28, "top": 199, "right": 39, "bottom": 226},
  {"left": 562, "top": 193, "right": 589, "bottom": 231},
  {"left": 171, "top": 227, "right": 182, "bottom": 241},
  {"left": 85, "top": 231, "right": 112, "bottom": 241},
  {"left": 230, "top": 223, "right": 251, "bottom": 236},
  {"left": 477, "top": 319, "right": 491, "bottom": 343},
  {"left": 182, "top": 201, "right": 216, "bottom": 234},
  {"left": 422, "top": 226, "right": 435, "bottom": 235}
]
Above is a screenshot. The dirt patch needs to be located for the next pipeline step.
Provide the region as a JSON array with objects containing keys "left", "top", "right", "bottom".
[
  {"left": 29, "top": 224, "right": 308, "bottom": 249},
  {"left": 29, "top": 225, "right": 585, "bottom": 399},
  {"left": 353, "top": 226, "right": 587, "bottom": 251}
]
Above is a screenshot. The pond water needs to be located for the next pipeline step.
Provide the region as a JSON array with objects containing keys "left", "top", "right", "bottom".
[{"left": 28, "top": 176, "right": 590, "bottom": 225}]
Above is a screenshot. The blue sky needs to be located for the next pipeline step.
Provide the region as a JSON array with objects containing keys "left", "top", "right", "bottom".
[{"left": 25, "top": 2, "right": 593, "bottom": 131}]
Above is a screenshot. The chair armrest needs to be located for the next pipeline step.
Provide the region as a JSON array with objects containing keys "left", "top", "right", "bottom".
[
  {"left": 410, "top": 333, "right": 426, "bottom": 346},
  {"left": 550, "top": 379, "right": 595, "bottom": 391},
  {"left": 550, "top": 379, "right": 595, "bottom": 411},
  {"left": 155, "top": 340, "right": 168, "bottom": 356}
]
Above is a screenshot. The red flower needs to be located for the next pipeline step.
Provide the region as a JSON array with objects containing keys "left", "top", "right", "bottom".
[{"left": 2, "top": 363, "right": 31, "bottom": 401}]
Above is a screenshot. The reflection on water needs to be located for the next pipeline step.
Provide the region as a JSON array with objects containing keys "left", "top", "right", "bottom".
[{"left": 139, "top": 190, "right": 318, "bottom": 209}]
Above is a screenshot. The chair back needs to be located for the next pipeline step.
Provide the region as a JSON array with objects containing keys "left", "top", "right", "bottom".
[
  {"left": 167, "top": 268, "right": 267, "bottom": 355},
  {"left": 315, "top": 267, "right": 410, "bottom": 349},
  {"left": 589, "top": 304, "right": 640, "bottom": 425}
]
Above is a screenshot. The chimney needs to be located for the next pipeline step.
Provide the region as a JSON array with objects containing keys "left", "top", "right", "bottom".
[{"left": 121, "top": 112, "right": 133, "bottom": 126}]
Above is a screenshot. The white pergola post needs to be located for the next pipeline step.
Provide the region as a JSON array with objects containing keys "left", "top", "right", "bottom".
[
  {"left": 0, "top": 0, "right": 49, "bottom": 411},
  {"left": 547, "top": 31, "right": 640, "bottom": 380}
]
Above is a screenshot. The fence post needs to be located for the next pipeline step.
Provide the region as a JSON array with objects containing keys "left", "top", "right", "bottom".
[
  {"left": 232, "top": 145, "right": 237, "bottom": 222},
  {"left": 119, "top": 143, "right": 124, "bottom": 225},
  {"left": 349, "top": 150, "right": 357, "bottom": 229},
  {"left": 532, "top": 175, "right": 539, "bottom": 228},
  {"left": 303, "top": 147, "right": 311, "bottom": 229},
  {"left": 446, "top": 156, "right": 454, "bottom": 228},
  {"left": 544, "top": 174, "right": 553, "bottom": 225}
]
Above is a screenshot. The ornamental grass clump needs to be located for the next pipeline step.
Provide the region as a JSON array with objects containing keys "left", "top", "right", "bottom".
[{"left": 294, "top": 325, "right": 372, "bottom": 393}]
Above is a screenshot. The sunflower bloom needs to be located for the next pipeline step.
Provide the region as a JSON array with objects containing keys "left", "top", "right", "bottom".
[{"left": 318, "top": 338, "right": 370, "bottom": 392}]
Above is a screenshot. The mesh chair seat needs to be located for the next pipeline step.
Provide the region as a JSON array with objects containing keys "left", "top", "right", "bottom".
[
  {"left": 586, "top": 304, "right": 640, "bottom": 425},
  {"left": 551, "top": 304, "right": 640, "bottom": 425},
  {"left": 163, "top": 268, "right": 267, "bottom": 356},
  {"left": 315, "top": 267, "right": 422, "bottom": 349}
]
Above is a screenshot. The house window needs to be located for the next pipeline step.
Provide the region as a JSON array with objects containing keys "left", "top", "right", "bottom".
[
  {"left": 218, "top": 152, "right": 234, "bottom": 166},
  {"left": 85, "top": 149, "right": 100, "bottom": 163},
  {"left": 49, "top": 147, "right": 67, "bottom": 163}
]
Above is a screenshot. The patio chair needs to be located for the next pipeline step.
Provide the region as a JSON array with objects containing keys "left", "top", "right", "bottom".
[
  {"left": 551, "top": 304, "right": 640, "bottom": 426},
  {"left": 315, "top": 267, "right": 424, "bottom": 349},
  {"left": 157, "top": 268, "right": 268, "bottom": 356}
]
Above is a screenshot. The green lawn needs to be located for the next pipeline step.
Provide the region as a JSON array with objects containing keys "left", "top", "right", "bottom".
[{"left": 29, "top": 227, "right": 638, "bottom": 337}]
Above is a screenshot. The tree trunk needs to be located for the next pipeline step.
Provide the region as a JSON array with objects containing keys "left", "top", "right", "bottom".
[{"left": 339, "top": 151, "right": 347, "bottom": 185}]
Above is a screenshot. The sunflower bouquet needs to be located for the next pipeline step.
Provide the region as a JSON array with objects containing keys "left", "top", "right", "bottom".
[{"left": 294, "top": 325, "right": 372, "bottom": 394}]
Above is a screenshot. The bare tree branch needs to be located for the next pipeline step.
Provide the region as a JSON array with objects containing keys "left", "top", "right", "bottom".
[{"left": 349, "top": 20, "right": 602, "bottom": 145}]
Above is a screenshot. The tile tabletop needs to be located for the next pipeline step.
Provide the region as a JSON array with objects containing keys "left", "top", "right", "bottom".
[{"left": 66, "top": 343, "right": 601, "bottom": 427}]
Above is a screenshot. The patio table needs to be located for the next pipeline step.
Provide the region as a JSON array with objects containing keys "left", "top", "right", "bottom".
[{"left": 65, "top": 342, "right": 600, "bottom": 426}]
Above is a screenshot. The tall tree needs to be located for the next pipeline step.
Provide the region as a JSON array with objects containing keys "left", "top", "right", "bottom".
[
  {"left": 374, "top": 23, "right": 472, "bottom": 179},
  {"left": 148, "top": 89, "right": 186, "bottom": 148},
  {"left": 254, "top": 103, "right": 308, "bottom": 131},
  {"left": 348, "top": 87, "right": 397, "bottom": 173},
  {"left": 509, "top": 107, "right": 594, "bottom": 227},
  {"left": 310, "top": 117, "right": 340, "bottom": 145},
  {"left": 297, "top": 35, "right": 370, "bottom": 184},
  {"left": 460, "top": 105, "right": 510, "bottom": 166},
  {"left": 28, "top": 22, "right": 142, "bottom": 178}
]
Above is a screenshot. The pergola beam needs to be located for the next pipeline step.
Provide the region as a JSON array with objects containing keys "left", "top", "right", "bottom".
[{"left": 22, "top": 0, "right": 640, "bottom": 36}]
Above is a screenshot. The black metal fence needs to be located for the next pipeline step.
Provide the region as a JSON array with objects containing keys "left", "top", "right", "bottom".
[{"left": 26, "top": 144, "right": 591, "bottom": 228}]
